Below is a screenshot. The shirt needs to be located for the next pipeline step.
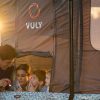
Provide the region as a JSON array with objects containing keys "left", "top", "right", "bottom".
[{"left": 0, "top": 66, "right": 14, "bottom": 91}]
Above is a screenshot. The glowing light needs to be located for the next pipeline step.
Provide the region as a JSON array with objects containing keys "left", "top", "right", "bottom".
[
  {"left": 0, "top": 20, "right": 3, "bottom": 46},
  {"left": 91, "top": 7, "right": 100, "bottom": 19},
  {"left": 0, "top": 21, "right": 3, "bottom": 31}
]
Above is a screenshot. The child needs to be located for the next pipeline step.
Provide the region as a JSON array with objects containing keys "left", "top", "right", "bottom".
[
  {"left": 28, "top": 70, "right": 46, "bottom": 92},
  {"left": 15, "top": 64, "right": 30, "bottom": 91}
]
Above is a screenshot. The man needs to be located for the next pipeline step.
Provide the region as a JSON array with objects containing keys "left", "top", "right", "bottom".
[{"left": 0, "top": 44, "right": 17, "bottom": 91}]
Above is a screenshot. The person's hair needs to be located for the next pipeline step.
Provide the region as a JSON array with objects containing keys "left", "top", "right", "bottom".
[
  {"left": 46, "top": 70, "right": 51, "bottom": 75},
  {"left": 16, "top": 64, "right": 30, "bottom": 75},
  {"left": 33, "top": 70, "right": 46, "bottom": 85},
  {"left": 0, "top": 44, "right": 17, "bottom": 60}
]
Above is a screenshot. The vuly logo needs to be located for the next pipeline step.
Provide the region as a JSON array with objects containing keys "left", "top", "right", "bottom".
[
  {"left": 26, "top": 3, "right": 42, "bottom": 29},
  {"left": 28, "top": 3, "right": 40, "bottom": 19}
]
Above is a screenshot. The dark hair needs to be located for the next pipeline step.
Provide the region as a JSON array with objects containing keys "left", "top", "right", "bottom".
[
  {"left": 0, "top": 44, "right": 17, "bottom": 60},
  {"left": 16, "top": 64, "right": 30, "bottom": 75},
  {"left": 33, "top": 70, "right": 46, "bottom": 85}
]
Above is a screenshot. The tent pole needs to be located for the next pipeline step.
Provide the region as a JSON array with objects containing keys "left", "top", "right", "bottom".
[
  {"left": 78, "top": 0, "right": 83, "bottom": 92},
  {"left": 69, "top": 0, "right": 74, "bottom": 99}
]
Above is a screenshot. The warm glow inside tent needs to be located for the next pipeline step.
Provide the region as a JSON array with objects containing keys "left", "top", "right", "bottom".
[{"left": 16, "top": 52, "right": 52, "bottom": 71}]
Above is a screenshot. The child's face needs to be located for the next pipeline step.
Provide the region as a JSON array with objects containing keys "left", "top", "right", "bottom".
[
  {"left": 16, "top": 69, "right": 28, "bottom": 86},
  {"left": 30, "top": 74, "right": 39, "bottom": 89},
  {"left": 28, "top": 74, "right": 45, "bottom": 91}
]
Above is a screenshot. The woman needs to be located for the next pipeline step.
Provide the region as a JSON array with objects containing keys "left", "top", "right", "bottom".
[{"left": 15, "top": 64, "right": 30, "bottom": 91}]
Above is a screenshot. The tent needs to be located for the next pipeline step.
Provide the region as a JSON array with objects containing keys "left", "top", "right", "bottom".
[
  {"left": 0, "top": 0, "right": 100, "bottom": 98},
  {"left": 0, "top": 0, "right": 69, "bottom": 93}
]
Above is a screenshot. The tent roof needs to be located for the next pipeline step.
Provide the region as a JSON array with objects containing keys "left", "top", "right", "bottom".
[
  {"left": 17, "top": 51, "right": 52, "bottom": 58},
  {"left": 16, "top": 51, "right": 52, "bottom": 70}
]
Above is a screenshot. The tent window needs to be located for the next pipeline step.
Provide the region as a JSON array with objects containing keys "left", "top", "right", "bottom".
[
  {"left": 90, "top": 0, "right": 100, "bottom": 50},
  {"left": 15, "top": 52, "right": 53, "bottom": 92}
]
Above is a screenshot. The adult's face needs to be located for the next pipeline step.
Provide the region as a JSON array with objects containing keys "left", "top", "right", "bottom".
[{"left": 0, "top": 59, "right": 12, "bottom": 70}]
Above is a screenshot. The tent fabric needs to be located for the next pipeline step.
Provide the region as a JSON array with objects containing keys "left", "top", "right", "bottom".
[
  {"left": 15, "top": 0, "right": 54, "bottom": 52},
  {"left": 1, "top": 0, "right": 100, "bottom": 94},
  {"left": 1, "top": 0, "right": 55, "bottom": 53},
  {"left": 16, "top": 51, "right": 52, "bottom": 70},
  {"left": 16, "top": 55, "right": 52, "bottom": 70},
  {"left": 72, "top": 0, "right": 81, "bottom": 92},
  {"left": 49, "top": 0, "right": 69, "bottom": 92},
  {"left": 0, "top": 0, "right": 17, "bottom": 47},
  {"left": 17, "top": 51, "right": 52, "bottom": 57},
  {"left": 70, "top": 0, "right": 100, "bottom": 93},
  {"left": 79, "top": 0, "right": 100, "bottom": 93},
  {"left": 0, "top": 0, "right": 69, "bottom": 93}
]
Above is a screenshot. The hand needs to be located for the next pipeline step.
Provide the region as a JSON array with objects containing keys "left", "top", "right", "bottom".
[
  {"left": 0, "top": 79, "right": 11, "bottom": 87},
  {"left": 28, "top": 79, "right": 38, "bottom": 92},
  {"left": 16, "top": 87, "right": 22, "bottom": 92},
  {"left": 28, "top": 81, "right": 36, "bottom": 92}
]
